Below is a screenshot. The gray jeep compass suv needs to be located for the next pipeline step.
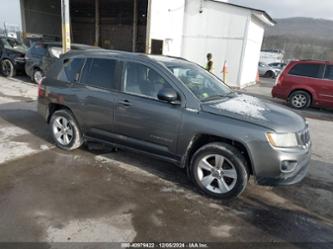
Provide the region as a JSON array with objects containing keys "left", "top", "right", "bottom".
[{"left": 37, "top": 49, "right": 311, "bottom": 199}]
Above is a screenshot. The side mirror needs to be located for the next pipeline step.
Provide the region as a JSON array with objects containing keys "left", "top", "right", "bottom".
[{"left": 158, "top": 88, "right": 180, "bottom": 104}]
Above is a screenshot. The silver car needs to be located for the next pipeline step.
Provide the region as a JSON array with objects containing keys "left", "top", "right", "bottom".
[{"left": 259, "top": 62, "right": 281, "bottom": 78}]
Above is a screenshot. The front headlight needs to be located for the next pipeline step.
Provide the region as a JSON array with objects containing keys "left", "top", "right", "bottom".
[{"left": 266, "top": 132, "right": 298, "bottom": 148}]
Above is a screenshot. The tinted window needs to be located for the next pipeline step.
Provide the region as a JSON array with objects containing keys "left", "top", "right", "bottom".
[
  {"left": 31, "top": 44, "right": 47, "bottom": 57},
  {"left": 289, "top": 63, "right": 324, "bottom": 78},
  {"left": 80, "top": 58, "right": 117, "bottom": 89},
  {"left": 324, "top": 65, "right": 333, "bottom": 80},
  {"left": 124, "top": 62, "right": 172, "bottom": 99},
  {"left": 57, "top": 58, "right": 85, "bottom": 83}
]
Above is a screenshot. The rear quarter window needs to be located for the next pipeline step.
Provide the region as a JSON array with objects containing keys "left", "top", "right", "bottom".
[
  {"left": 80, "top": 58, "right": 121, "bottom": 90},
  {"left": 324, "top": 65, "right": 333, "bottom": 80},
  {"left": 288, "top": 63, "right": 324, "bottom": 79},
  {"left": 57, "top": 58, "right": 85, "bottom": 83}
]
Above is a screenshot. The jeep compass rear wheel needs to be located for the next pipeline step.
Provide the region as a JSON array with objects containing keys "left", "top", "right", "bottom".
[
  {"left": 50, "top": 110, "right": 83, "bottom": 150},
  {"left": 191, "top": 143, "right": 249, "bottom": 199}
]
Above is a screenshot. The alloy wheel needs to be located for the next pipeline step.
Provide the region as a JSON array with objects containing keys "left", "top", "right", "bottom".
[
  {"left": 52, "top": 116, "right": 74, "bottom": 145},
  {"left": 291, "top": 94, "right": 307, "bottom": 108},
  {"left": 1, "top": 60, "right": 12, "bottom": 76},
  {"left": 197, "top": 154, "right": 237, "bottom": 194},
  {"left": 33, "top": 70, "right": 43, "bottom": 84}
]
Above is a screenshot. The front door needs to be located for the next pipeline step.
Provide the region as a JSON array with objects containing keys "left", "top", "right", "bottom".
[{"left": 113, "top": 61, "right": 183, "bottom": 158}]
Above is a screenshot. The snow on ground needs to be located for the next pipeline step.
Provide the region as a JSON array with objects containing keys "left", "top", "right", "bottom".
[
  {"left": 0, "top": 77, "right": 37, "bottom": 100},
  {"left": 0, "top": 76, "right": 50, "bottom": 164},
  {"left": 0, "top": 127, "right": 37, "bottom": 164}
]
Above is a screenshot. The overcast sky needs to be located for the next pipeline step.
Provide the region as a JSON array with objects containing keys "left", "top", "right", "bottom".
[
  {"left": 230, "top": 0, "right": 333, "bottom": 20},
  {"left": 0, "top": 0, "right": 21, "bottom": 29}
]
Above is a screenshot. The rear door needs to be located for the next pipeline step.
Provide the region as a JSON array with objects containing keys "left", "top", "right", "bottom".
[
  {"left": 287, "top": 63, "right": 325, "bottom": 98},
  {"left": 76, "top": 57, "right": 123, "bottom": 139}
]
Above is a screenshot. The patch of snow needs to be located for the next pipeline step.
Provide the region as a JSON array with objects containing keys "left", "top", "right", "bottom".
[
  {"left": 0, "top": 96, "right": 17, "bottom": 104},
  {"left": 214, "top": 94, "right": 268, "bottom": 120},
  {"left": 0, "top": 77, "right": 37, "bottom": 100},
  {"left": 210, "top": 224, "right": 233, "bottom": 238},
  {"left": 0, "top": 126, "right": 51, "bottom": 164},
  {"left": 46, "top": 215, "right": 136, "bottom": 242},
  {"left": 40, "top": 145, "right": 50, "bottom": 151}
]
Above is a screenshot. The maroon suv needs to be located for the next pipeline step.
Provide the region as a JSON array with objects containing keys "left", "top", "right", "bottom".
[{"left": 272, "top": 60, "right": 333, "bottom": 109}]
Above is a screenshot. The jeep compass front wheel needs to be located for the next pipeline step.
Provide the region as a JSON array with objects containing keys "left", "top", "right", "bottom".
[
  {"left": 191, "top": 143, "right": 249, "bottom": 199},
  {"left": 50, "top": 109, "right": 83, "bottom": 150}
]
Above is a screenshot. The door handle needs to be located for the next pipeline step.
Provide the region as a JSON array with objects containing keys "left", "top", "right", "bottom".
[{"left": 119, "top": 99, "right": 131, "bottom": 107}]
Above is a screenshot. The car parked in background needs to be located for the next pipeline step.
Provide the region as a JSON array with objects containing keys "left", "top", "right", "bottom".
[
  {"left": 269, "top": 62, "right": 287, "bottom": 70},
  {"left": 25, "top": 42, "right": 94, "bottom": 83},
  {"left": 0, "top": 36, "right": 27, "bottom": 77},
  {"left": 37, "top": 50, "right": 311, "bottom": 199},
  {"left": 272, "top": 60, "right": 333, "bottom": 109},
  {"left": 258, "top": 62, "right": 281, "bottom": 78}
]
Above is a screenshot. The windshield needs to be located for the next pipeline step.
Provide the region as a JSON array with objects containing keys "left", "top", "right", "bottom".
[
  {"left": 167, "top": 63, "right": 232, "bottom": 101},
  {"left": 1, "top": 38, "right": 27, "bottom": 51}
]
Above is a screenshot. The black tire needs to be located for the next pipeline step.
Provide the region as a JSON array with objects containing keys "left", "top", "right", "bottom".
[
  {"left": 1, "top": 59, "right": 16, "bottom": 77},
  {"left": 190, "top": 142, "right": 249, "bottom": 199},
  {"left": 32, "top": 68, "right": 44, "bottom": 84},
  {"left": 264, "top": 70, "right": 274, "bottom": 78},
  {"left": 288, "top": 90, "right": 311, "bottom": 109},
  {"left": 50, "top": 109, "right": 83, "bottom": 151}
]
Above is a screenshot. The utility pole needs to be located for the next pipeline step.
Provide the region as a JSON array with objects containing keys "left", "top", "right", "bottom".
[
  {"left": 95, "top": 0, "right": 100, "bottom": 46},
  {"left": 132, "top": 0, "right": 138, "bottom": 52},
  {"left": 61, "top": 0, "right": 71, "bottom": 53}
]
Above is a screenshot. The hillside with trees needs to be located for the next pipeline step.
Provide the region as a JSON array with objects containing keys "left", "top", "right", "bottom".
[{"left": 262, "top": 17, "right": 333, "bottom": 61}]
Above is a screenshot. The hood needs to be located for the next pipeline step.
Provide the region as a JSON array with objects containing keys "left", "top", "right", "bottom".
[
  {"left": 201, "top": 94, "right": 306, "bottom": 133},
  {"left": 6, "top": 47, "right": 26, "bottom": 55}
]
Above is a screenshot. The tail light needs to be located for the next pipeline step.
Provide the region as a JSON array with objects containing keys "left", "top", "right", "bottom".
[
  {"left": 275, "top": 72, "right": 285, "bottom": 86},
  {"left": 38, "top": 77, "right": 45, "bottom": 97}
]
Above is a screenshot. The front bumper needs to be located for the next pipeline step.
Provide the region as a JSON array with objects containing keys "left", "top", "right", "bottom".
[{"left": 256, "top": 146, "right": 311, "bottom": 186}]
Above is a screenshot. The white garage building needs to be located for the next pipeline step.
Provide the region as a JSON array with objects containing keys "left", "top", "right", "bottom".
[{"left": 149, "top": 0, "right": 275, "bottom": 88}]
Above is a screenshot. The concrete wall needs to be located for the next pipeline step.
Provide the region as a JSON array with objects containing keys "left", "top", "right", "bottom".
[
  {"left": 149, "top": 0, "right": 185, "bottom": 56},
  {"left": 181, "top": 0, "right": 249, "bottom": 87},
  {"left": 239, "top": 15, "right": 265, "bottom": 87}
]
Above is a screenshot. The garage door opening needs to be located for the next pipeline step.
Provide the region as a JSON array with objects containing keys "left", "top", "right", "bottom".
[{"left": 22, "top": 0, "right": 149, "bottom": 52}]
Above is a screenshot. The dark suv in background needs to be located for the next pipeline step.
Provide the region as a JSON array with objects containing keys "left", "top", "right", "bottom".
[
  {"left": 38, "top": 50, "right": 311, "bottom": 199},
  {"left": 0, "top": 36, "right": 27, "bottom": 77},
  {"left": 25, "top": 42, "right": 93, "bottom": 83}
]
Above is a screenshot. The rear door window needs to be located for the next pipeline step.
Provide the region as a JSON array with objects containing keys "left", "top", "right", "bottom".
[
  {"left": 288, "top": 63, "right": 324, "bottom": 79},
  {"left": 80, "top": 58, "right": 121, "bottom": 90},
  {"left": 57, "top": 58, "right": 85, "bottom": 83},
  {"left": 324, "top": 65, "right": 333, "bottom": 80}
]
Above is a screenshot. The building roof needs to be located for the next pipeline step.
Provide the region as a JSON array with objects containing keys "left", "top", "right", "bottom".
[{"left": 209, "top": 0, "right": 276, "bottom": 26}]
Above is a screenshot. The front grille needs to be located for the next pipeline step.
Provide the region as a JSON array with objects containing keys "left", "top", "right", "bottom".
[{"left": 298, "top": 128, "right": 310, "bottom": 146}]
